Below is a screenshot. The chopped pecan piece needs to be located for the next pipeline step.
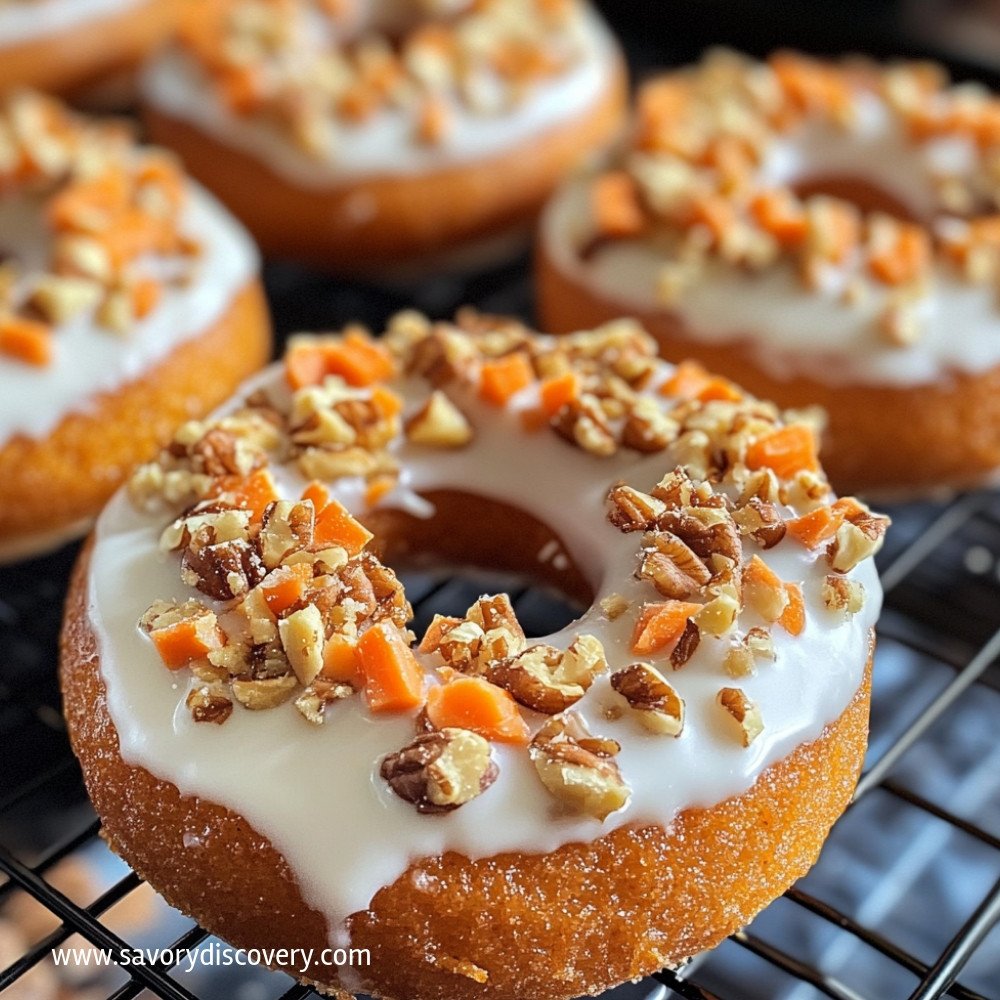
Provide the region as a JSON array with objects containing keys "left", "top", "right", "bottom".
[
  {"left": 670, "top": 618, "right": 701, "bottom": 668},
  {"left": 553, "top": 395, "right": 617, "bottom": 456},
  {"left": 622, "top": 397, "right": 678, "bottom": 453},
  {"left": 599, "top": 592, "right": 630, "bottom": 619},
  {"left": 260, "top": 500, "right": 314, "bottom": 568},
  {"left": 381, "top": 728, "right": 498, "bottom": 813},
  {"left": 724, "top": 627, "right": 777, "bottom": 678},
  {"left": 186, "top": 684, "right": 233, "bottom": 724},
  {"left": 693, "top": 583, "right": 741, "bottom": 636},
  {"left": 607, "top": 483, "right": 667, "bottom": 532},
  {"left": 822, "top": 575, "right": 865, "bottom": 614},
  {"left": 610, "top": 663, "right": 685, "bottom": 735},
  {"left": 278, "top": 604, "right": 325, "bottom": 685},
  {"left": 732, "top": 497, "right": 786, "bottom": 548},
  {"left": 827, "top": 508, "right": 890, "bottom": 573},
  {"left": 294, "top": 678, "right": 354, "bottom": 725},
  {"left": 638, "top": 531, "right": 712, "bottom": 598},
  {"left": 159, "top": 504, "right": 252, "bottom": 553},
  {"left": 529, "top": 714, "right": 630, "bottom": 820},
  {"left": 231, "top": 674, "right": 298, "bottom": 710},
  {"left": 717, "top": 687, "right": 764, "bottom": 746}
]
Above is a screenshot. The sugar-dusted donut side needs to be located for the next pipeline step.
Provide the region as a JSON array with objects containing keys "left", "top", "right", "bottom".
[{"left": 0, "top": 0, "right": 176, "bottom": 96}]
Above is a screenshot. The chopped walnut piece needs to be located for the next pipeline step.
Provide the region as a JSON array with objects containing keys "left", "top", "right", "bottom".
[
  {"left": 486, "top": 635, "right": 605, "bottom": 715},
  {"left": 823, "top": 575, "right": 865, "bottom": 614},
  {"left": 724, "top": 627, "right": 777, "bottom": 678},
  {"left": 181, "top": 534, "right": 266, "bottom": 601},
  {"left": 278, "top": 604, "right": 325, "bottom": 685},
  {"left": 693, "top": 583, "right": 741, "bottom": 637},
  {"left": 732, "top": 497, "right": 786, "bottom": 548},
  {"left": 656, "top": 504, "right": 742, "bottom": 575},
  {"left": 827, "top": 508, "right": 890, "bottom": 572},
  {"left": 622, "top": 397, "right": 678, "bottom": 453},
  {"left": 638, "top": 531, "right": 712, "bottom": 599},
  {"left": 529, "top": 714, "right": 629, "bottom": 820},
  {"left": 599, "top": 592, "right": 630, "bottom": 619},
  {"left": 466, "top": 595, "right": 525, "bottom": 647},
  {"left": 406, "top": 390, "right": 474, "bottom": 447},
  {"left": 717, "top": 687, "right": 764, "bottom": 746},
  {"left": 160, "top": 505, "right": 253, "bottom": 553},
  {"left": 29, "top": 275, "right": 102, "bottom": 323},
  {"left": 294, "top": 678, "right": 354, "bottom": 725},
  {"left": 670, "top": 618, "right": 701, "bottom": 668},
  {"left": 381, "top": 728, "right": 498, "bottom": 814},
  {"left": 260, "top": 500, "right": 314, "bottom": 568},
  {"left": 186, "top": 684, "right": 233, "bottom": 725},
  {"left": 231, "top": 674, "right": 298, "bottom": 710},
  {"left": 610, "top": 663, "right": 685, "bottom": 735},
  {"left": 607, "top": 483, "right": 667, "bottom": 532},
  {"left": 553, "top": 395, "right": 617, "bottom": 456}
]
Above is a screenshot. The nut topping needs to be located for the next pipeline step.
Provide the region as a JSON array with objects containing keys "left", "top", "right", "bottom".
[
  {"left": 822, "top": 574, "right": 865, "bottom": 614},
  {"left": 717, "top": 687, "right": 764, "bottom": 746},
  {"left": 638, "top": 531, "right": 712, "bottom": 599},
  {"left": 529, "top": 714, "right": 630, "bottom": 820},
  {"left": 381, "top": 728, "right": 498, "bottom": 813},
  {"left": 608, "top": 483, "right": 667, "bottom": 531},
  {"left": 185, "top": 684, "right": 233, "bottom": 724},
  {"left": 610, "top": 663, "right": 685, "bottom": 735},
  {"left": 405, "top": 390, "right": 474, "bottom": 447}
]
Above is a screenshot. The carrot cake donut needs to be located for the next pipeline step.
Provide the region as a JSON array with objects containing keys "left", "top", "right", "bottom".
[
  {"left": 0, "top": 90, "right": 270, "bottom": 561},
  {"left": 538, "top": 50, "right": 1000, "bottom": 494},
  {"left": 61, "top": 311, "right": 888, "bottom": 999},
  {"left": 0, "top": 0, "right": 176, "bottom": 98},
  {"left": 141, "top": 0, "right": 627, "bottom": 274}
]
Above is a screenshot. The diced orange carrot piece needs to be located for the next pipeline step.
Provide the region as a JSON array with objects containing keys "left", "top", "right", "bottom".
[
  {"left": 131, "top": 277, "right": 162, "bottom": 319},
  {"left": 750, "top": 190, "right": 807, "bottom": 246},
  {"left": 150, "top": 616, "right": 223, "bottom": 670},
  {"left": 631, "top": 601, "right": 702, "bottom": 656},
  {"left": 743, "top": 553, "right": 783, "bottom": 591},
  {"left": 47, "top": 167, "right": 129, "bottom": 231},
  {"left": 364, "top": 475, "right": 395, "bottom": 508},
  {"left": 539, "top": 371, "right": 580, "bottom": 417},
  {"left": 745, "top": 424, "right": 819, "bottom": 479},
  {"left": 660, "top": 359, "right": 711, "bottom": 399},
  {"left": 786, "top": 504, "right": 845, "bottom": 548},
  {"left": 210, "top": 468, "right": 279, "bottom": 521},
  {"left": 778, "top": 582, "right": 805, "bottom": 636},
  {"left": 314, "top": 497, "right": 373, "bottom": 555},
  {"left": 697, "top": 375, "right": 743, "bottom": 403},
  {"left": 425, "top": 675, "right": 530, "bottom": 745},
  {"left": 479, "top": 352, "right": 534, "bottom": 406},
  {"left": 301, "top": 480, "right": 330, "bottom": 510},
  {"left": 321, "top": 634, "right": 361, "bottom": 684},
  {"left": 869, "top": 224, "right": 931, "bottom": 286},
  {"left": 370, "top": 385, "right": 403, "bottom": 419},
  {"left": 591, "top": 171, "right": 647, "bottom": 238},
  {"left": 323, "top": 331, "right": 396, "bottom": 387},
  {"left": 285, "top": 343, "right": 328, "bottom": 390},
  {"left": 687, "top": 193, "right": 736, "bottom": 243},
  {"left": 355, "top": 622, "right": 427, "bottom": 713},
  {"left": 260, "top": 563, "right": 313, "bottom": 616},
  {"left": 136, "top": 154, "right": 185, "bottom": 212},
  {"left": 219, "top": 64, "right": 265, "bottom": 114},
  {"left": 831, "top": 496, "right": 867, "bottom": 520},
  {"left": 0, "top": 316, "right": 52, "bottom": 367}
]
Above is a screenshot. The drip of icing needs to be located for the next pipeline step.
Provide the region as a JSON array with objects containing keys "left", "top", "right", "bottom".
[
  {"left": 0, "top": 183, "right": 258, "bottom": 444},
  {"left": 140, "top": 6, "right": 618, "bottom": 186},
  {"left": 543, "top": 178, "right": 1000, "bottom": 389},
  {"left": 0, "top": 0, "right": 143, "bottom": 45},
  {"left": 87, "top": 361, "right": 881, "bottom": 951}
]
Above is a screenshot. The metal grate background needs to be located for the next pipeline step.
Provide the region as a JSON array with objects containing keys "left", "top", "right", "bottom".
[{"left": 4, "top": 3, "right": 1000, "bottom": 998}]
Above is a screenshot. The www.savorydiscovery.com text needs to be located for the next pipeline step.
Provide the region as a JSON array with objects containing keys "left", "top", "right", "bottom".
[{"left": 51, "top": 942, "right": 371, "bottom": 974}]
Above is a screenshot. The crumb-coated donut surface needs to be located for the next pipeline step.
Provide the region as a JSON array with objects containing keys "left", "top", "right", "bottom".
[
  {"left": 0, "top": 91, "right": 267, "bottom": 560},
  {"left": 63, "top": 312, "right": 888, "bottom": 999},
  {"left": 0, "top": 0, "right": 176, "bottom": 95},
  {"left": 538, "top": 50, "right": 1000, "bottom": 494},
  {"left": 141, "top": 0, "right": 627, "bottom": 271}
]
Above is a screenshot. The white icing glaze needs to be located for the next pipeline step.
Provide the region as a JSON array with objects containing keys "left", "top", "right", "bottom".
[
  {"left": 86, "top": 358, "right": 881, "bottom": 953},
  {"left": 0, "top": 0, "right": 143, "bottom": 45},
  {"left": 140, "top": 6, "right": 618, "bottom": 185},
  {"left": 543, "top": 178, "right": 1000, "bottom": 389},
  {"left": 0, "top": 183, "right": 259, "bottom": 444}
]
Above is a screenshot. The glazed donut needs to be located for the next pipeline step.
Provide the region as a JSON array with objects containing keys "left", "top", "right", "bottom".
[
  {"left": 141, "top": 0, "right": 627, "bottom": 274},
  {"left": 0, "top": 90, "right": 270, "bottom": 561},
  {"left": 0, "top": 0, "right": 176, "bottom": 98},
  {"left": 538, "top": 50, "right": 1000, "bottom": 495},
  {"left": 61, "top": 311, "right": 887, "bottom": 999}
]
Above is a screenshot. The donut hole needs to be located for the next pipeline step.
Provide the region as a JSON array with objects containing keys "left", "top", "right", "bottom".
[
  {"left": 364, "top": 489, "right": 590, "bottom": 638},
  {"left": 792, "top": 174, "right": 922, "bottom": 224}
]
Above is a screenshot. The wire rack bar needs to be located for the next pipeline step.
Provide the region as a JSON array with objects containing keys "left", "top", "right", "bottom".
[{"left": 0, "top": 819, "right": 100, "bottom": 905}]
